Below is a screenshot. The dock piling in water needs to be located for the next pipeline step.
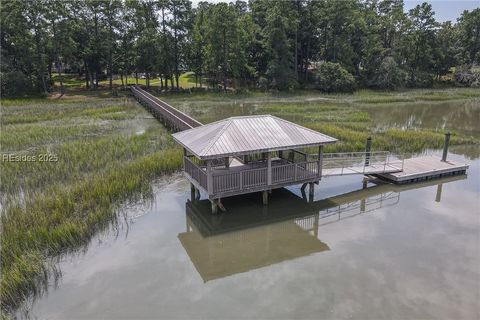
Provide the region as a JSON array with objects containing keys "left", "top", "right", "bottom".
[
  {"left": 365, "top": 137, "right": 372, "bottom": 166},
  {"left": 442, "top": 132, "right": 451, "bottom": 162},
  {"left": 262, "top": 191, "right": 269, "bottom": 205}
]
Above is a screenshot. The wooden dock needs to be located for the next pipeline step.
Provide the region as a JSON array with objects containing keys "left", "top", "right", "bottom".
[
  {"left": 131, "top": 85, "right": 202, "bottom": 131},
  {"left": 376, "top": 156, "right": 468, "bottom": 184},
  {"left": 130, "top": 86, "right": 470, "bottom": 211}
]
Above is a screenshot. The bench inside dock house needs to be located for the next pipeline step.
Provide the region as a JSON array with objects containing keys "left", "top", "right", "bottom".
[{"left": 172, "top": 115, "right": 338, "bottom": 213}]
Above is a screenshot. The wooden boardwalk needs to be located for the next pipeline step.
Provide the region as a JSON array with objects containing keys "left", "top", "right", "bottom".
[
  {"left": 377, "top": 156, "right": 468, "bottom": 184},
  {"left": 131, "top": 86, "right": 202, "bottom": 131}
]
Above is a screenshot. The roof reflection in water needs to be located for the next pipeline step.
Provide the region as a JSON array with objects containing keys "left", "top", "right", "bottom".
[{"left": 178, "top": 175, "right": 466, "bottom": 282}]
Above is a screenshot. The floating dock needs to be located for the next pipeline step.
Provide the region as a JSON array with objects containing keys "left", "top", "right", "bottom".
[{"left": 376, "top": 156, "right": 468, "bottom": 184}]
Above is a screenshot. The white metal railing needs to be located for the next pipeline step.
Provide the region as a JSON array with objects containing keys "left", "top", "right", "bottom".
[{"left": 314, "top": 151, "right": 404, "bottom": 176}]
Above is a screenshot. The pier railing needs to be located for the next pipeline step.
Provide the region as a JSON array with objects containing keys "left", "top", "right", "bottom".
[
  {"left": 131, "top": 86, "right": 202, "bottom": 131},
  {"left": 316, "top": 151, "right": 404, "bottom": 176}
]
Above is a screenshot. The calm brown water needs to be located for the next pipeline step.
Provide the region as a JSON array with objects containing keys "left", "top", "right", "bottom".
[
  {"left": 365, "top": 100, "right": 480, "bottom": 138},
  {"left": 20, "top": 151, "right": 479, "bottom": 320},
  {"left": 18, "top": 100, "right": 480, "bottom": 319}
]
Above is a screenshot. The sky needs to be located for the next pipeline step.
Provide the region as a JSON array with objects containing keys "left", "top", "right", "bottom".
[
  {"left": 403, "top": 1, "right": 479, "bottom": 22},
  {"left": 191, "top": 0, "right": 480, "bottom": 22}
]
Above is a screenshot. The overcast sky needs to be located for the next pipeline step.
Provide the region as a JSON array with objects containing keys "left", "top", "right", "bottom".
[
  {"left": 403, "top": 1, "right": 479, "bottom": 22},
  {"left": 191, "top": 0, "right": 479, "bottom": 22}
]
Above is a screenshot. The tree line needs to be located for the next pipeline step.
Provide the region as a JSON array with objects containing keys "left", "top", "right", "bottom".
[{"left": 1, "top": 0, "right": 479, "bottom": 96}]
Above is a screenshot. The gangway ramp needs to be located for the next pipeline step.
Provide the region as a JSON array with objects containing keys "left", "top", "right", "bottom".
[{"left": 319, "top": 151, "right": 403, "bottom": 177}]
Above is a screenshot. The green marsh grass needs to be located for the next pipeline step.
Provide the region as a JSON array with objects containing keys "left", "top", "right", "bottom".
[
  {"left": 0, "top": 94, "right": 182, "bottom": 314},
  {"left": 161, "top": 87, "right": 479, "bottom": 155}
]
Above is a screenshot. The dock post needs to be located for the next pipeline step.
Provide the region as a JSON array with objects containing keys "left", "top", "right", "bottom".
[
  {"left": 309, "top": 182, "right": 314, "bottom": 202},
  {"left": 317, "top": 145, "right": 323, "bottom": 178},
  {"left": 365, "top": 137, "right": 372, "bottom": 166},
  {"left": 262, "top": 191, "right": 269, "bottom": 205},
  {"left": 435, "top": 183, "right": 443, "bottom": 202},
  {"left": 267, "top": 153, "right": 272, "bottom": 185},
  {"left": 206, "top": 160, "right": 212, "bottom": 195},
  {"left": 442, "top": 132, "right": 451, "bottom": 162},
  {"left": 360, "top": 180, "right": 367, "bottom": 212},
  {"left": 211, "top": 199, "right": 218, "bottom": 214},
  {"left": 190, "top": 183, "right": 196, "bottom": 201}
]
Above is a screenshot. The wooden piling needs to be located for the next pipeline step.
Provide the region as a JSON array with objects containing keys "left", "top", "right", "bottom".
[
  {"left": 309, "top": 182, "right": 314, "bottom": 202},
  {"left": 190, "top": 183, "right": 196, "bottom": 201},
  {"left": 442, "top": 132, "right": 450, "bottom": 162},
  {"left": 435, "top": 183, "right": 443, "bottom": 202},
  {"left": 365, "top": 137, "right": 372, "bottom": 166},
  {"left": 211, "top": 200, "right": 218, "bottom": 214}
]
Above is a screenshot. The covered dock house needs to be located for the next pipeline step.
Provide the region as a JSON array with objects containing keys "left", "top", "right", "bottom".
[{"left": 172, "top": 115, "right": 337, "bottom": 213}]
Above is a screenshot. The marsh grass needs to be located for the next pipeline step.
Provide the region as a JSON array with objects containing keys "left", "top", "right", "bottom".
[
  {"left": 0, "top": 94, "right": 182, "bottom": 314},
  {"left": 161, "top": 87, "right": 479, "bottom": 156},
  {"left": 1, "top": 98, "right": 138, "bottom": 125}
]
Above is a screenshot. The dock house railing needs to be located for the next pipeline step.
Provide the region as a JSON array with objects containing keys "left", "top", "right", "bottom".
[
  {"left": 184, "top": 155, "right": 321, "bottom": 197},
  {"left": 184, "top": 156, "right": 208, "bottom": 190},
  {"left": 183, "top": 151, "right": 404, "bottom": 198}
]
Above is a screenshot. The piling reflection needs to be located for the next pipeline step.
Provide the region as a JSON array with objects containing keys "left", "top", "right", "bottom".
[{"left": 178, "top": 175, "right": 466, "bottom": 282}]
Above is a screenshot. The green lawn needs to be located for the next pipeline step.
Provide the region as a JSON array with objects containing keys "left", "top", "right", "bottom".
[{"left": 54, "top": 72, "right": 206, "bottom": 89}]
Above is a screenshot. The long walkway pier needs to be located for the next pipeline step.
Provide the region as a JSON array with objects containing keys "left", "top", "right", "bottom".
[
  {"left": 131, "top": 86, "right": 469, "bottom": 212},
  {"left": 131, "top": 85, "right": 202, "bottom": 131}
]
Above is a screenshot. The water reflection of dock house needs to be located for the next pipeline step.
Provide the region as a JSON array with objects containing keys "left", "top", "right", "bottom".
[{"left": 178, "top": 175, "right": 465, "bottom": 282}]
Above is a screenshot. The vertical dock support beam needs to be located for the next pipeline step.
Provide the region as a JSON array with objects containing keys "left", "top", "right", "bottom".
[
  {"left": 365, "top": 137, "right": 372, "bottom": 166},
  {"left": 309, "top": 182, "right": 314, "bottom": 202},
  {"left": 317, "top": 145, "right": 323, "bottom": 178},
  {"left": 435, "top": 183, "right": 443, "bottom": 202},
  {"left": 267, "top": 152, "right": 272, "bottom": 186},
  {"left": 262, "top": 191, "right": 268, "bottom": 205},
  {"left": 211, "top": 200, "right": 218, "bottom": 214},
  {"left": 442, "top": 132, "right": 450, "bottom": 162},
  {"left": 190, "top": 183, "right": 196, "bottom": 201},
  {"left": 206, "top": 160, "right": 212, "bottom": 194}
]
